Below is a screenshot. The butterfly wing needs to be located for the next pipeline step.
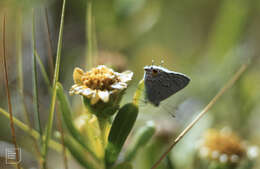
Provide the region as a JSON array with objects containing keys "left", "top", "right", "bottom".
[
  {"left": 159, "top": 71, "right": 190, "bottom": 100},
  {"left": 144, "top": 75, "right": 161, "bottom": 106},
  {"left": 144, "top": 70, "right": 190, "bottom": 106}
]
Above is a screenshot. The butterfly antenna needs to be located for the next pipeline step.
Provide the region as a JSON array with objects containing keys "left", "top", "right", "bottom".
[
  {"left": 152, "top": 59, "right": 155, "bottom": 66},
  {"left": 160, "top": 60, "right": 164, "bottom": 67}
]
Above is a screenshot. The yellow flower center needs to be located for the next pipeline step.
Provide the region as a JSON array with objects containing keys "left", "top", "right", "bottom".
[
  {"left": 80, "top": 66, "right": 119, "bottom": 91},
  {"left": 203, "top": 129, "right": 245, "bottom": 158}
]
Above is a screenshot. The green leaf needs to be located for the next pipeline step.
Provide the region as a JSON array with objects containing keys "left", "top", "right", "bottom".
[
  {"left": 105, "top": 103, "right": 138, "bottom": 166},
  {"left": 60, "top": 133, "right": 105, "bottom": 169},
  {"left": 113, "top": 162, "right": 133, "bottom": 169},
  {"left": 74, "top": 114, "right": 105, "bottom": 159},
  {"left": 125, "top": 121, "right": 156, "bottom": 161},
  {"left": 56, "top": 82, "right": 99, "bottom": 159}
]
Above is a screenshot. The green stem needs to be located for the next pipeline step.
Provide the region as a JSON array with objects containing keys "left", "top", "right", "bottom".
[
  {"left": 0, "top": 107, "right": 62, "bottom": 152},
  {"left": 86, "top": 0, "right": 93, "bottom": 69},
  {"left": 92, "top": 17, "right": 98, "bottom": 66},
  {"left": 32, "top": 9, "right": 43, "bottom": 136},
  {"left": 98, "top": 117, "right": 110, "bottom": 146},
  {"left": 43, "top": 0, "right": 66, "bottom": 167},
  {"left": 35, "top": 50, "right": 52, "bottom": 93},
  {"left": 18, "top": 11, "right": 43, "bottom": 163},
  {"left": 44, "top": 8, "right": 55, "bottom": 79}
]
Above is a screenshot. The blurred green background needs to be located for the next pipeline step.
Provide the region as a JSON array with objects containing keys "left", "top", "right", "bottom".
[{"left": 0, "top": 0, "right": 259, "bottom": 168}]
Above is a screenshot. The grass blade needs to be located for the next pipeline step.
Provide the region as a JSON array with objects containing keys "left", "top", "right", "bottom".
[
  {"left": 86, "top": 0, "right": 93, "bottom": 69},
  {"left": 44, "top": 8, "right": 54, "bottom": 79},
  {"left": 17, "top": 11, "right": 31, "bottom": 126},
  {"left": 17, "top": 11, "right": 43, "bottom": 163},
  {"left": 35, "top": 50, "right": 52, "bottom": 93},
  {"left": 42, "top": 0, "right": 66, "bottom": 167},
  {"left": 32, "top": 9, "right": 43, "bottom": 136},
  {"left": 0, "top": 107, "right": 62, "bottom": 153},
  {"left": 57, "top": 106, "right": 69, "bottom": 169},
  {"left": 2, "top": 15, "right": 21, "bottom": 169},
  {"left": 56, "top": 83, "right": 90, "bottom": 148}
]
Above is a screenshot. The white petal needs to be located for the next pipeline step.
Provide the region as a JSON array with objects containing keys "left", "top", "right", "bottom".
[
  {"left": 71, "top": 84, "right": 79, "bottom": 89},
  {"left": 118, "top": 71, "right": 133, "bottom": 83},
  {"left": 111, "top": 82, "right": 127, "bottom": 89},
  {"left": 90, "top": 91, "right": 100, "bottom": 105},
  {"left": 98, "top": 90, "right": 109, "bottom": 103},
  {"left": 106, "top": 74, "right": 116, "bottom": 79},
  {"left": 69, "top": 90, "right": 75, "bottom": 95},
  {"left": 74, "top": 86, "right": 84, "bottom": 91},
  {"left": 82, "top": 88, "right": 94, "bottom": 97},
  {"left": 74, "top": 87, "right": 84, "bottom": 94},
  {"left": 97, "top": 65, "right": 106, "bottom": 69}
]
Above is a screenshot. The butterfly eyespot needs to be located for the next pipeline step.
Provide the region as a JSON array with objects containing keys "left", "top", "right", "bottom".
[{"left": 152, "top": 69, "right": 158, "bottom": 76}]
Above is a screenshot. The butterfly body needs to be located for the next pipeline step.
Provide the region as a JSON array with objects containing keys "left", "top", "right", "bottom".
[{"left": 144, "top": 65, "right": 190, "bottom": 106}]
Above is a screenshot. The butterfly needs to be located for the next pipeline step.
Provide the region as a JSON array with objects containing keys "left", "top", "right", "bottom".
[{"left": 144, "top": 65, "right": 190, "bottom": 106}]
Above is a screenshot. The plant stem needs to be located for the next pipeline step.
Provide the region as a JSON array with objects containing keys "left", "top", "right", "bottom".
[
  {"left": 150, "top": 64, "right": 249, "bottom": 169},
  {"left": 35, "top": 50, "right": 52, "bottom": 93},
  {"left": 57, "top": 106, "right": 69, "bottom": 169},
  {"left": 86, "top": 0, "right": 93, "bottom": 69},
  {"left": 17, "top": 11, "right": 43, "bottom": 163},
  {"left": 98, "top": 117, "right": 110, "bottom": 146},
  {"left": 17, "top": 11, "right": 31, "bottom": 126},
  {"left": 0, "top": 107, "right": 62, "bottom": 153},
  {"left": 2, "top": 15, "right": 21, "bottom": 169},
  {"left": 42, "top": 0, "right": 66, "bottom": 167},
  {"left": 92, "top": 17, "right": 98, "bottom": 66},
  {"left": 32, "top": 9, "right": 43, "bottom": 137},
  {"left": 44, "top": 8, "right": 54, "bottom": 79}
]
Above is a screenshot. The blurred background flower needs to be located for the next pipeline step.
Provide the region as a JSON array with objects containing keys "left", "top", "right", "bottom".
[{"left": 194, "top": 128, "right": 259, "bottom": 169}]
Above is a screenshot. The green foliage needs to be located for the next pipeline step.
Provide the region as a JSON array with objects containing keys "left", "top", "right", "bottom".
[
  {"left": 43, "top": 0, "right": 66, "bottom": 167},
  {"left": 125, "top": 121, "right": 156, "bottom": 162},
  {"left": 106, "top": 103, "right": 139, "bottom": 166},
  {"left": 61, "top": 133, "right": 104, "bottom": 169},
  {"left": 56, "top": 83, "right": 97, "bottom": 156},
  {"left": 113, "top": 162, "right": 133, "bottom": 169}
]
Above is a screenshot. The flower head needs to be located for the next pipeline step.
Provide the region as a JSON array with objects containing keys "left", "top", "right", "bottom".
[
  {"left": 198, "top": 128, "right": 246, "bottom": 164},
  {"left": 70, "top": 65, "right": 133, "bottom": 105}
]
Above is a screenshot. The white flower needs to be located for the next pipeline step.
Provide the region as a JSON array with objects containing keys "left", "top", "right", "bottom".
[
  {"left": 69, "top": 65, "right": 133, "bottom": 105},
  {"left": 247, "top": 146, "right": 259, "bottom": 160}
]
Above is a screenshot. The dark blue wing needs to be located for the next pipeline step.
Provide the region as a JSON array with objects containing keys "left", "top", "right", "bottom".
[{"left": 144, "top": 71, "right": 190, "bottom": 106}]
